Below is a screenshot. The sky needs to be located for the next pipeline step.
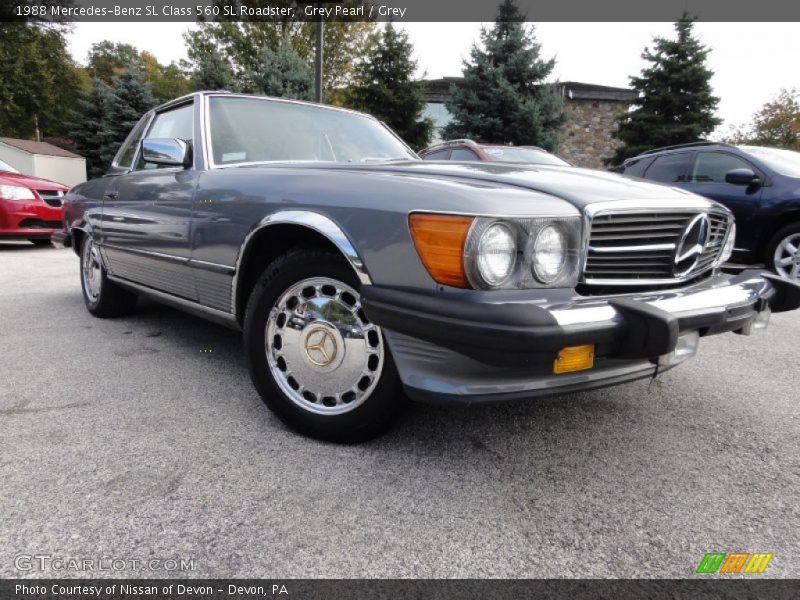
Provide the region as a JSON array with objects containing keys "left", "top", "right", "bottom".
[{"left": 67, "top": 22, "right": 800, "bottom": 135}]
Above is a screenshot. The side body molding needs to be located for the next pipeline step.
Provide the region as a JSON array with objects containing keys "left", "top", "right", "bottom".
[{"left": 231, "top": 210, "right": 373, "bottom": 313}]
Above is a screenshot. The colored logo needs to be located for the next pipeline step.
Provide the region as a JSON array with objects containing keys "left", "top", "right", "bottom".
[
  {"left": 304, "top": 326, "right": 337, "bottom": 367},
  {"left": 696, "top": 552, "right": 773, "bottom": 574}
]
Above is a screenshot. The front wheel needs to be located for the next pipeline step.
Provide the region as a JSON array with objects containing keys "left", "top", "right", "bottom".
[
  {"left": 80, "top": 235, "right": 138, "bottom": 317},
  {"left": 767, "top": 223, "right": 800, "bottom": 281},
  {"left": 244, "top": 249, "right": 403, "bottom": 442}
]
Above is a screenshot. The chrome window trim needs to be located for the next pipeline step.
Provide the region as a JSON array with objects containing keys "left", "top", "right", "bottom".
[
  {"left": 202, "top": 94, "right": 414, "bottom": 170},
  {"left": 134, "top": 99, "right": 196, "bottom": 172},
  {"left": 111, "top": 112, "right": 155, "bottom": 172}
]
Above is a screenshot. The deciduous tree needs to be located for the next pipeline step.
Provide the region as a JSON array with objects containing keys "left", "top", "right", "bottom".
[
  {"left": 725, "top": 89, "right": 800, "bottom": 150},
  {"left": 183, "top": 11, "right": 376, "bottom": 101},
  {"left": 0, "top": 23, "right": 82, "bottom": 139}
]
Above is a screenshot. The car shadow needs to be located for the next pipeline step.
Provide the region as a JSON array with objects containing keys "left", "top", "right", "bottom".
[
  {"left": 120, "top": 296, "right": 648, "bottom": 460},
  {"left": 0, "top": 241, "right": 57, "bottom": 251}
]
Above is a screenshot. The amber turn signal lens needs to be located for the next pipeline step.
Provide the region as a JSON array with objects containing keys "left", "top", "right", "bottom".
[
  {"left": 409, "top": 213, "right": 474, "bottom": 288},
  {"left": 553, "top": 344, "right": 595, "bottom": 374}
]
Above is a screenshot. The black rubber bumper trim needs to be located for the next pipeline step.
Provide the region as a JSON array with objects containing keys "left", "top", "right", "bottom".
[
  {"left": 362, "top": 286, "right": 626, "bottom": 366},
  {"left": 761, "top": 272, "right": 800, "bottom": 312},
  {"left": 606, "top": 298, "right": 678, "bottom": 359},
  {"left": 360, "top": 274, "right": 779, "bottom": 367},
  {"left": 50, "top": 229, "right": 71, "bottom": 248}
]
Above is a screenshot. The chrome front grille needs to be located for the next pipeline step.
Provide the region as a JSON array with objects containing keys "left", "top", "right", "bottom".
[
  {"left": 584, "top": 210, "right": 731, "bottom": 285},
  {"left": 37, "top": 190, "right": 64, "bottom": 208}
]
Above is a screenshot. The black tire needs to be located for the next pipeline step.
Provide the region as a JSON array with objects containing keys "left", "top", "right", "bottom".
[
  {"left": 765, "top": 222, "right": 800, "bottom": 281},
  {"left": 243, "top": 249, "right": 404, "bottom": 442},
  {"left": 79, "top": 235, "right": 138, "bottom": 317},
  {"left": 29, "top": 238, "right": 53, "bottom": 247}
]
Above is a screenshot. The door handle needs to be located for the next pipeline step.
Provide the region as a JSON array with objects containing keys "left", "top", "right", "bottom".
[{"left": 104, "top": 190, "right": 119, "bottom": 200}]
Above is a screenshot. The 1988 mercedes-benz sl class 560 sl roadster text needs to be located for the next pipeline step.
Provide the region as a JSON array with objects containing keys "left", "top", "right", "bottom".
[{"left": 54, "top": 92, "right": 800, "bottom": 441}]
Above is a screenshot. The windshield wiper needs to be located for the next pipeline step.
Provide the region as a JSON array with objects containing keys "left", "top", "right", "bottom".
[{"left": 353, "top": 157, "right": 409, "bottom": 164}]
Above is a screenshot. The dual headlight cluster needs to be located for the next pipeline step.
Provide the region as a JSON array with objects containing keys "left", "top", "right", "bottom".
[{"left": 409, "top": 213, "right": 582, "bottom": 290}]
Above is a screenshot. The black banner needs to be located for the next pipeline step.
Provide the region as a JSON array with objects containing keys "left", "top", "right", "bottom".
[
  {"left": 4, "top": 0, "right": 800, "bottom": 22},
  {"left": 2, "top": 579, "right": 800, "bottom": 600}
]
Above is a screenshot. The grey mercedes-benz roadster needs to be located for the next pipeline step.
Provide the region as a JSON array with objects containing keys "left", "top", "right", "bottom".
[{"left": 56, "top": 91, "right": 800, "bottom": 441}]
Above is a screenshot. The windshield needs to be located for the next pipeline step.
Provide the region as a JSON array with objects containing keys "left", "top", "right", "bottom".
[
  {"left": 207, "top": 96, "right": 417, "bottom": 166},
  {"left": 741, "top": 146, "right": 800, "bottom": 177},
  {"left": 482, "top": 147, "right": 569, "bottom": 166},
  {"left": 0, "top": 158, "right": 19, "bottom": 173}
]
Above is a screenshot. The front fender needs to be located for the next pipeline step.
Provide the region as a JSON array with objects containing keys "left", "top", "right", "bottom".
[{"left": 237, "top": 210, "right": 371, "bottom": 285}]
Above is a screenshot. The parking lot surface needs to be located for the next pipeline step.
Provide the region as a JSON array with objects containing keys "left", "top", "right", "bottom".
[{"left": 1, "top": 243, "right": 799, "bottom": 578}]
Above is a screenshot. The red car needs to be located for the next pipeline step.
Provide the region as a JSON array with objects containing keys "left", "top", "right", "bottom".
[
  {"left": 419, "top": 139, "right": 571, "bottom": 166},
  {"left": 0, "top": 158, "right": 67, "bottom": 246}
]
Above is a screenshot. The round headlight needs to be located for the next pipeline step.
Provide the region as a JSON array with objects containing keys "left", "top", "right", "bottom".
[
  {"left": 719, "top": 222, "right": 736, "bottom": 265},
  {"left": 476, "top": 223, "right": 516, "bottom": 286},
  {"left": 533, "top": 225, "right": 567, "bottom": 283}
]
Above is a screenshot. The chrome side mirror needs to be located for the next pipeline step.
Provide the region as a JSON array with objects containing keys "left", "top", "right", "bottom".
[{"left": 141, "top": 138, "right": 190, "bottom": 167}]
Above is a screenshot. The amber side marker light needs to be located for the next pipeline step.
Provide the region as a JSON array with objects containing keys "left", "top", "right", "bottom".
[
  {"left": 553, "top": 344, "right": 595, "bottom": 374},
  {"left": 409, "top": 213, "right": 474, "bottom": 288}
]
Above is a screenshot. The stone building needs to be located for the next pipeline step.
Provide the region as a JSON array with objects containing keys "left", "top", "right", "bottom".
[{"left": 422, "top": 78, "right": 638, "bottom": 169}]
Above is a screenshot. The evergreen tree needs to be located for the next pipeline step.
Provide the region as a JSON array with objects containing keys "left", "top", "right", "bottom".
[
  {"left": 442, "top": 0, "right": 564, "bottom": 149},
  {"left": 611, "top": 16, "right": 721, "bottom": 164},
  {"left": 97, "top": 69, "right": 157, "bottom": 171},
  {"left": 347, "top": 24, "right": 432, "bottom": 149},
  {"left": 190, "top": 48, "right": 237, "bottom": 92},
  {"left": 243, "top": 43, "right": 314, "bottom": 101},
  {"left": 68, "top": 78, "right": 112, "bottom": 179}
]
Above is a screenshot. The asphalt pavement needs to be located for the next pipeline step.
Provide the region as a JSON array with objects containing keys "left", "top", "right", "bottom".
[{"left": 1, "top": 242, "right": 799, "bottom": 578}]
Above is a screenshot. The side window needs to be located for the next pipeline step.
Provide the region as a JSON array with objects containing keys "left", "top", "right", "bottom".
[
  {"left": 644, "top": 153, "right": 693, "bottom": 183},
  {"left": 137, "top": 103, "right": 194, "bottom": 171},
  {"left": 114, "top": 116, "right": 150, "bottom": 170},
  {"left": 422, "top": 149, "right": 450, "bottom": 160},
  {"left": 691, "top": 152, "right": 753, "bottom": 183},
  {"left": 620, "top": 156, "right": 654, "bottom": 178},
  {"left": 450, "top": 148, "right": 480, "bottom": 161}
]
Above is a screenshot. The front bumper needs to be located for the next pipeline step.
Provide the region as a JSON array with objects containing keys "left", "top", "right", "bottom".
[
  {"left": 361, "top": 270, "right": 800, "bottom": 403},
  {"left": 0, "top": 199, "right": 63, "bottom": 239}
]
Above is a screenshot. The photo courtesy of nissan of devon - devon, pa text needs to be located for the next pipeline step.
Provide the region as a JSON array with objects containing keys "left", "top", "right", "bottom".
[{"left": 53, "top": 92, "right": 800, "bottom": 442}]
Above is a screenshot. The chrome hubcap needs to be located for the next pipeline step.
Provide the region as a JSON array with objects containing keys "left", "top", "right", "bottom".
[
  {"left": 774, "top": 233, "right": 800, "bottom": 281},
  {"left": 265, "top": 277, "right": 384, "bottom": 415},
  {"left": 81, "top": 238, "right": 102, "bottom": 301}
]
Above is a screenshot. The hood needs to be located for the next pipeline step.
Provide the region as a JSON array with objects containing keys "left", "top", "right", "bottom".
[
  {"left": 363, "top": 161, "right": 704, "bottom": 210},
  {"left": 0, "top": 171, "right": 68, "bottom": 191}
]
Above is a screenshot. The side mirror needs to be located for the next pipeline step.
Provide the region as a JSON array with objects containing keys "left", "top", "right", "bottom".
[
  {"left": 725, "top": 168, "right": 760, "bottom": 186},
  {"left": 141, "top": 138, "right": 191, "bottom": 168}
]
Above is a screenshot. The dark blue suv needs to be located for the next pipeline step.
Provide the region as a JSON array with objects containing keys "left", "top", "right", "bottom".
[{"left": 618, "top": 142, "right": 800, "bottom": 281}]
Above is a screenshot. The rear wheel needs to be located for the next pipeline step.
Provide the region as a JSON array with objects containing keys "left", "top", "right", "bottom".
[
  {"left": 244, "top": 249, "right": 403, "bottom": 442},
  {"left": 80, "top": 235, "right": 138, "bottom": 317},
  {"left": 29, "top": 238, "right": 53, "bottom": 247},
  {"left": 767, "top": 223, "right": 800, "bottom": 281}
]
